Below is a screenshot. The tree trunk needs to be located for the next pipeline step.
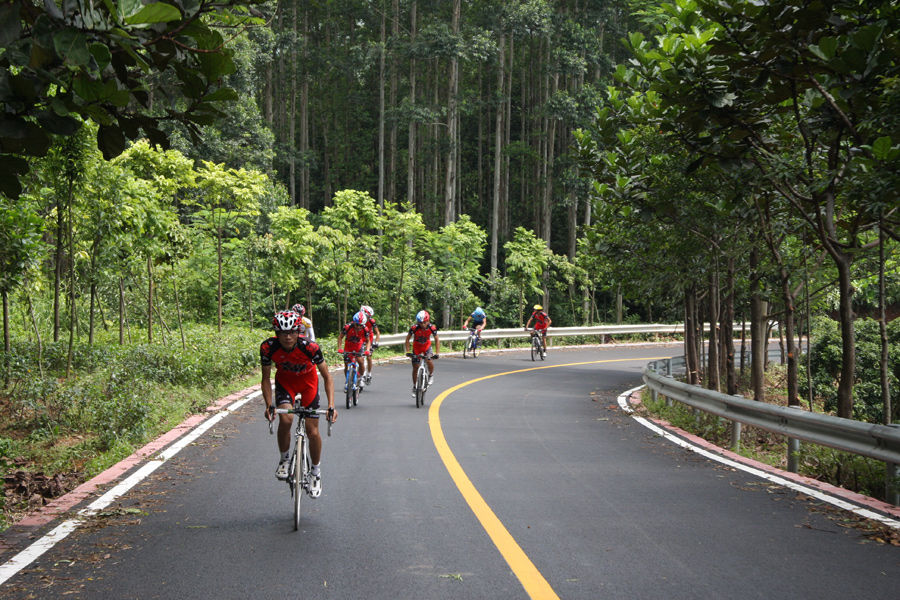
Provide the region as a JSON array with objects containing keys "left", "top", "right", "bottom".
[
  {"left": 147, "top": 255, "right": 154, "bottom": 343},
  {"left": 407, "top": 1, "right": 417, "bottom": 208},
  {"left": 721, "top": 257, "right": 736, "bottom": 395},
  {"left": 490, "top": 33, "right": 505, "bottom": 300},
  {"left": 299, "top": 5, "right": 310, "bottom": 208},
  {"left": 389, "top": 0, "right": 399, "bottom": 205},
  {"left": 707, "top": 267, "right": 720, "bottom": 392},
  {"left": 217, "top": 227, "right": 223, "bottom": 333},
  {"left": 750, "top": 246, "right": 766, "bottom": 402},
  {"left": 443, "top": 0, "right": 461, "bottom": 226},
  {"left": 2, "top": 289, "right": 8, "bottom": 354},
  {"left": 66, "top": 192, "right": 76, "bottom": 377},
  {"left": 54, "top": 194, "right": 64, "bottom": 343},
  {"left": 878, "top": 218, "right": 891, "bottom": 424},
  {"left": 377, "top": 7, "right": 386, "bottom": 218},
  {"left": 833, "top": 250, "right": 855, "bottom": 418}
]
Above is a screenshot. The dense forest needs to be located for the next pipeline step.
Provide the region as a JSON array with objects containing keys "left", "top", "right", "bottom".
[{"left": 1, "top": 0, "right": 898, "bottom": 429}]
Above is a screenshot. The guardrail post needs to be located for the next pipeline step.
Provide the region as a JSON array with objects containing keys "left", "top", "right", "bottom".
[
  {"left": 731, "top": 421, "right": 742, "bottom": 451},
  {"left": 665, "top": 358, "right": 671, "bottom": 377},
  {"left": 787, "top": 406, "right": 803, "bottom": 473},
  {"left": 887, "top": 462, "right": 900, "bottom": 506}
]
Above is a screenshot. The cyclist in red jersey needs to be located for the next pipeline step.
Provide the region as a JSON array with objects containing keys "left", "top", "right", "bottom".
[
  {"left": 261, "top": 310, "right": 336, "bottom": 496},
  {"left": 337, "top": 310, "right": 372, "bottom": 390},
  {"left": 525, "top": 304, "right": 552, "bottom": 352},
  {"left": 404, "top": 310, "right": 440, "bottom": 396},
  {"left": 360, "top": 305, "right": 380, "bottom": 384}
]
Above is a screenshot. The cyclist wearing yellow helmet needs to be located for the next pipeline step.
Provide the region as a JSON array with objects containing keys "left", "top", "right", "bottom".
[{"left": 525, "top": 304, "right": 552, "bottom": 352}]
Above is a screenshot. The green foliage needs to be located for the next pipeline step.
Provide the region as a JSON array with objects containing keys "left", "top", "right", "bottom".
[
  {"left": 0, "top": 0, "right": 267, "bottom": 199},
  {"left": 801, "top": 318, "right": 900, "bottom": 423}
]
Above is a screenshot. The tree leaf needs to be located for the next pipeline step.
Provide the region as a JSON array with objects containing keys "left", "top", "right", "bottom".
[
  {"left": 125, "top": 3, "right": 182, "bottom": 25},
  {"left": 97, "top": 124, "right": 127, "bottom": 160},
  {"left": 871, "top": 136, "right": 892, "bottom": 160}
]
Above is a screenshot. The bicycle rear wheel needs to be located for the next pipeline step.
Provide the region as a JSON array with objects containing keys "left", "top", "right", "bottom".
[
  {"left": 473, "top": 337, "right": 481, "bottom": 358},
  {"left": 539, "top": 338, "right": 545, "bottom": 361},
  {"left": 352, "top": 381, "right": 360, "bottom": 406},
  {"left": 292, "top": 438, "right": 304, "bottom": 531}
]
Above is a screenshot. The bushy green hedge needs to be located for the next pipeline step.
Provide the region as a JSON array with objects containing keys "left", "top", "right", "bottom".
[
  {"left": 0, "top": 324, "right": 265, "bottom": 459},
  {"left": 800, "top": 318, "right": 900, "bottom": 423}
]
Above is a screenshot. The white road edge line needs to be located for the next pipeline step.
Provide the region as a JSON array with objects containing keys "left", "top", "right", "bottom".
[
  {"left": 617, "top": 386, "right": 900, "bottom": 530},
  {"left": 0, "top": 390, "right": 261, "bottom": 586}
]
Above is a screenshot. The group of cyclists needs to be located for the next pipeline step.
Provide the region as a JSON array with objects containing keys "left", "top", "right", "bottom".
[{"left": 259, "top": 302, "right": 552, "bottom": 498}]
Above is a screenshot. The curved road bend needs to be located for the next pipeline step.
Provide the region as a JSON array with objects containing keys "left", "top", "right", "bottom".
[{"left": 1, "top": 346, "right": 897, "bottom": 599}]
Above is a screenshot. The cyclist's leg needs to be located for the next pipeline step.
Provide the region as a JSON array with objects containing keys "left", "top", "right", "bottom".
[
  {"left": 274, "top": 384, "right": 294, "bottom": 453},
  {"left": 302, "top": 394, "right": 323, "bottom": 465},
  {"left": 357, "top": 356, "right": 366, "bottom": 383}
]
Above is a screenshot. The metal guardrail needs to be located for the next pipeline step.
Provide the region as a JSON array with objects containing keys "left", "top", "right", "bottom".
[
  {"left": 642, "top": 356, "right": 900, "bottom": 504},
  {"left": 376, "top": 323, "right": 689, "bottom": 347}
]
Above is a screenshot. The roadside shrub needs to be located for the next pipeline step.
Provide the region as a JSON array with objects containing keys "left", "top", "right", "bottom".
[{"left": 800, "top": 318, "right": 899, "bottom": 423}]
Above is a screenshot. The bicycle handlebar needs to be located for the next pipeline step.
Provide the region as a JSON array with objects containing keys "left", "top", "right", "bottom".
[{"left": 269, "top": 406, "right": 334, "bottom": 436}]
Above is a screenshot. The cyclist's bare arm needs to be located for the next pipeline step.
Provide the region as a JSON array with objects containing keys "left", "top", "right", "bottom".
[
  {"left": 261, "top": 365, "right": 275, "bottom": 421},
  {"left": 404, "top": 332, "right": 413, "bottom": 354},
  {"left": 316, "top": 362, "right": 337, "bottom": 422},
  {"left": 433, "top": 332, "right": 440, "bottom": 355}
]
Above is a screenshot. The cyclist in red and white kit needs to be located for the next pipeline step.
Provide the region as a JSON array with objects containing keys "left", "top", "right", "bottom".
[
  {"left": 360, "top": 304, "right": 380, "bottom": 384},
  {"left": 525, "top": 304, "right": 552, "bottom": 353},
  {"left": 404, "top": 310, "right": 440, "bottom": 396},
  {"left": 337, "top": 310, "right": 372, "bottom": 390},
  {"left": 261, "top": 310, "right": 336, "bottom": 496}
]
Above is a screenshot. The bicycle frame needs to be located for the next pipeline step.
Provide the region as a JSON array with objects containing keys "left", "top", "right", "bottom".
[
  {"left": 270, "top": 405, "right": 332, "bottom": 531},
  {"left": 410, "top": 353, "right": 436, "bottom": 408},
  {"left": 340, "top": 351, "right": 364, "bottom": 409}
]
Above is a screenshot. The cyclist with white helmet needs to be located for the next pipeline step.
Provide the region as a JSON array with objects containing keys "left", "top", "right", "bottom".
[
  {"left": 462, "top": 306, "right": 487, "bottom": 341},
  {"left": 290, "top": 303, "right": 315, "bottom": 341},
  {"left": 525, "top": 304, "right": 552, "bottom": 353},
  {"left": 337, "top": 310, "right": 372, "bottom": 389},
  {"left": 360, "top": 305, "right": 380, "bottom": 384},
  {"left": 261, "top": 310, "right": 336, "bottom": 495},
  {"left": 404, "top": 310, "right": 440, "bottom": 396}
]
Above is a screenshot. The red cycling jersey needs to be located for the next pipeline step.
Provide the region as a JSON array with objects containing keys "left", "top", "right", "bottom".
[
  {"left": 409, "top": 323, "right": 438, "bottom": 354},
  {"left": 341, "top": 323, "right": 370, "bottom": 352},
  {"left": 530, "top": 311, "right": 550, "bottom": 330},
  {"left": 364, "top": 317, "right": 379, "bottom": 339},
  {"left": 260, "top": 337, "right": 323, "bottom": 407}
]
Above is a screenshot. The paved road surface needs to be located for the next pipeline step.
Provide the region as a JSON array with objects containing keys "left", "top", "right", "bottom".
[{"left": 1, "top": 346, "right": 897, "bottom": 599}]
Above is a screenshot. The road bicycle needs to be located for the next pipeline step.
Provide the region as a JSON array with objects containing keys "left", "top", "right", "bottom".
[
  {"left": 338, "top": 350, "right": 366, "bottom": 409},
  {"left": 269, "top": 405, "right": 333, "bottom": 531},
  {"left": 529, "top": 329, "right": 546, "bottom": 361},
  {"left": 462, "top": 328, "right": 481, "bottom": 359},
  {"left": 407, "top": 353, "right": 438, "bottom": 408}
]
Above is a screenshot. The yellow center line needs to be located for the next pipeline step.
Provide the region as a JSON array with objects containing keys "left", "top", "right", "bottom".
[{"left": 428, "top": 357, "right": 669, "bottom": 600}]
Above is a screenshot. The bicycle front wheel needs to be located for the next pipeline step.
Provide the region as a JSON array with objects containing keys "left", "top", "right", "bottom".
[
  {"left": 293, "top": 439, "right": 304, "bottom": 531},
  {"left": 415, "top": 367, "right": 425, "bottom": 408},
  {"left": 463, "top": 338, "right": 469, "bottom": 359},
  {"left": 531, "top": 337, "right": 537, "bottom": 361},
  {"left": 345, "top": 370, "right": 353, "bottom": 409}
]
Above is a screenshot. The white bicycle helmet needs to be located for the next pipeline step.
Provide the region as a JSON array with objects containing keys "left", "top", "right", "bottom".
[{"left": 273, "top": 310, "right": 301, "bottom": 331}]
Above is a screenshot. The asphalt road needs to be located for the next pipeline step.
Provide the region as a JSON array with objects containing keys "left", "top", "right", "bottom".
[{"left": 1, "top": 345, "right": 898, "bottom": 599}]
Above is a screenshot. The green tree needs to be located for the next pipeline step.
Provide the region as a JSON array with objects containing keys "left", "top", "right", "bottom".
[
  {"left": 504, "top": 226, "right": 551, "bottom": 325},
  {"left": 0, "top": 0, "right": 265, "bottom": 198}
]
